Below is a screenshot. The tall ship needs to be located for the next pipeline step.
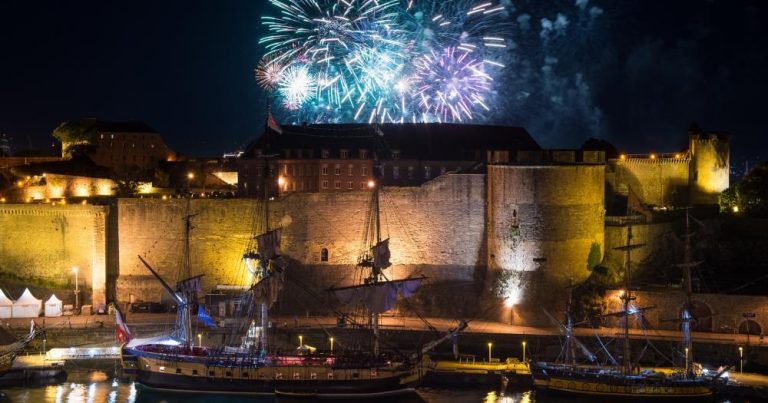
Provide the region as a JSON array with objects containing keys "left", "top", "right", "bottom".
[
  {"left": 531, "top": 211, "right": 727, "bottom": 399},
  {"left": 120, "top": 136, "right": 465, "bottom": 396}
]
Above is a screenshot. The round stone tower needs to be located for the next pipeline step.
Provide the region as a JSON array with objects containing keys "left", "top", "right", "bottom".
[
  {"left": 688, "top": 125, "right": 731, "bottom": 205},
  {"left": 487, "top": 164, "right": 605, "bottom": 325}
]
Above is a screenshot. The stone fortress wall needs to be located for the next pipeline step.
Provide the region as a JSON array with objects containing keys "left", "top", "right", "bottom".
[
  {"left": 0, "top": 204, "right": 107, "bottom": 305},
  {"left": 487, "top": 164, "right": 605, "bottom": 324}
]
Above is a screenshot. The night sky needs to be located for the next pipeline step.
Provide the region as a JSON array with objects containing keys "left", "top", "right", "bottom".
[{"left": 0, "top": 0, "right": 766, "bottom": 170}]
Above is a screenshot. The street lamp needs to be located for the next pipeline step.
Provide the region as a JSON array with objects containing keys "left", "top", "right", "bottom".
[
  {"left": 197, "top": 333, "right": 202, "bottom": 348},
  {"left": 739, "top": 347, "right": 743, "bottom": 373},
  {"left": 72, "top": 267, "right": 80, "bottom": 311},
  {"left": 522, "top": 340, "right": 527, "bottom": 362},
  {"left": 487, "top": 342, "right": 493, "bottom": 362},
  {"left": 299, "top": 335, "right": 303, "bottom": 347},
  {"left": 685, "top": 347, "right": 689, "bottom": 376},
  {"left": 329, "top": 337, "right": 334, "bottom": 353}
]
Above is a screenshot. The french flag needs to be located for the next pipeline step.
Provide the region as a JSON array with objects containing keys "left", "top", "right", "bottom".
[{"left": 115, "top": 306, "right": 132, "bottom": 344}]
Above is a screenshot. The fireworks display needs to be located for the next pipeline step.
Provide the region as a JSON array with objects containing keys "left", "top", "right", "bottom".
[{"left": 258, "top": 0, "right": 605, "bottom": 129}]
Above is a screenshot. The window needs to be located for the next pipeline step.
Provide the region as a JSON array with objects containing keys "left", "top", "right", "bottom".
[
  {"left": 359, "top": 149, "right": 368, "bottom": 159},
  {"left": 209, "top": 370, "right": 215, "bottom": 376},
  {"left": 176, "top": 368, "right": 182, "bottom": 374},
  {"left": 424, "top": 166, "right": 431, "bottom": 179},
  {"left": 393, "top": 166, "right": 400, "bottom": 179},
  {"left": 321, "top": 149, "right": 329, "bottom": 159},
  {"left": 322, "top": 180, "right": 329, "bottom": 189},
  {"left": 391, "top": 149, "right": 400, "bottom": 160},
  {"left": 321, "top": 248, "right": 329, "bottom": 262},
  {"left": 348, "top": 181, "right": 353, "bottom": 189},
  {"left": 192, "top": 370, "right": 198, "bottom": 375},
  {"left": 360, "top": 182, "right": 366, "bottom": 189},
  {"left": 321, "top": 165, "right": 329, "bottom": 175},
  {"left": 334, "top": 164, "right": 341, "bottom": 175},
  {"left": 290, "top": 165, "right": 295, "bottom": 176},
  {"left": 340, "top": 149, "right": 349, "bottom": 159},
  {"left": 100, "top": 134, "right": 104, "bottom": 139},
  {"left": 348, "top": 165, "right": 354, "bottom": 176},
  {"left": 226, "top": 371, "right": 232, "bottom": 377},
  {"left": 361, "top": 166, "right": 367, "bottom": 176},
  {"left": 334, "top": 181, "right": 341, "bottom": 189},
  {"left": 407, "top": 166, "right": 414, "bottom": 179},
  {"left": 242, "top": 372, "right": 250, "bottom": 378},
  {"left": 291, "top": 182, "right": 296, "bottom": 191}
]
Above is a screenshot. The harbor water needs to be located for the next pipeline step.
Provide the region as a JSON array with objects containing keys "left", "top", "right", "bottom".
[{"left": 0, "top": 369, "right": 754, "bottom": 403}]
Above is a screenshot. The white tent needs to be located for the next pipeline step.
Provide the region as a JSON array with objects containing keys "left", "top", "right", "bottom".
[
  {"left": 12, "top": 288, "right": 42, "bottom": 318},
  {"left": 0, "top": 289, "right": 13, "bottom": 319},
  {"left": 44, "top": 294, "right": 63, "bottom": 317}
]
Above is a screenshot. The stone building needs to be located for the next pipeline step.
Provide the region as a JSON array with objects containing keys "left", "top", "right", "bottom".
[
  {"left": 61, "top": 120, "right": 176, "bottom": 175},
  {"left": 606, "top": 123, "right": 730, "bottom": 209},
  {"left": 237, "top": 123, "right": 540, "bottom": 197}
]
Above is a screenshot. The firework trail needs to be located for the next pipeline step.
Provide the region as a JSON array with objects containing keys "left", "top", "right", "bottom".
[{"left": 258, "top": 0, "right": 605, "bottom": 131}]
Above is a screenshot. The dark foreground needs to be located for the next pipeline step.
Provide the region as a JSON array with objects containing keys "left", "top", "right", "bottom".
[{"left": 0, "top": 369, "right": 757, "bottom": 403}]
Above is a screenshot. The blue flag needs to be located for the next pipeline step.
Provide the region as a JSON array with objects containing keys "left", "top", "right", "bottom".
[{"left": 197, "top": 305, "right": 217, "bottom": 328}]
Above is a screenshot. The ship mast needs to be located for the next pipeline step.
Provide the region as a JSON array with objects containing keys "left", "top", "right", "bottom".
[
  {"left": 676, "top": 209, "right": 700, "bottom": 378},
  {"left": 614, "top": 223, "right": 645, "bottom": 375}
]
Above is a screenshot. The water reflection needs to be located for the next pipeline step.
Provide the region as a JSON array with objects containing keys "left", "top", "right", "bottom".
[{"left": 0, "top": 371, "right": 748, "bottom": 403}]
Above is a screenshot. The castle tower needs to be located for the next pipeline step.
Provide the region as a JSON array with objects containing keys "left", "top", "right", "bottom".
[
  {"left": 687, "top": 123, "right": 731, "bottom": 205},
  {"left": 487, "top": 156, "right": 605, "bottom": 325}
]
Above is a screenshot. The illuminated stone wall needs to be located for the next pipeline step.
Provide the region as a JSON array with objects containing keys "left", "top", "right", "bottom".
[
  {"left": 602, "top": 289, "right": 768, "bottom": 335},
  {"left": 610, "top": 157, "right": 691, "bottom": 206},
  {"left": 689, "top": 134, "right": 730, "bottom": 205},
  {"left": 115, "top": 174, "right": 487, "bottom": 315},
  {"left": 487, "top": 164, "right": 605, "bottom": 324},
  {"left": 0, "top": 204, "right": 107, "bottom": 305}
]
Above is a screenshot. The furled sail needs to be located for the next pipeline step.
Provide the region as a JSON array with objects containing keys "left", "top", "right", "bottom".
[
  {"left": 331, "top": 276, "right": 424, "bottom": 314},
  {"left": 251, "top": 270, "right": 285, "bottom": 308},
  {"left": 372, "top": 239, "right": 391, "bottom": 270},
  {"left": 257, "top": 229, "right": 281, "bottom": 262},
  {"left": 176, "top": 274, "right": 203, "bottom": 297}
]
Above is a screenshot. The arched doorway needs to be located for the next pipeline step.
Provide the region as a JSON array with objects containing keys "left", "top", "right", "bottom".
[
  {"left": 739, "top": 319, "right": 762, "bottom": 336},
  {"left": 679, "top": 300, "right": 713, "bottom": 332}
]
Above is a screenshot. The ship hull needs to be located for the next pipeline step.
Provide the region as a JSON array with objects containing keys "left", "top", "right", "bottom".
[
  {"left": 136, "top": 369, "right": 417, "bottom": 396},
  {"left": 531, "top": 363, "right": 715, "bottom": 399},
  {"left": 125, "top": 348, "right": 422, "bottom": 397}
]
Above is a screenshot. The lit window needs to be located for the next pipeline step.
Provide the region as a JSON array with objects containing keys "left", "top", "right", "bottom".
[
  {"left": 335, "top": 181, "right": 341, "bottom": 189},
  {"left": 322, "top": 180, "right": 329, "bottom": 189},
  {"left": 424, "top": 166, "right": 431, "bottom": 179},
  {"left": 348, "top": 181, "right": 353, "bottom": 189},
  {"left": 340, "top": 149, "right": 349, "bottom": 159},
  {"left": 322, "top": 165, "right": 328, "bottom": 175},
  {"left": 348, "top": 165, "right": 354, "bottom": 176},
  {"left": 334, "top": 165, "right": 341, "bottom": 175},
  {"left": 391, "top": 150, "right": 400, "bottom": 160}
]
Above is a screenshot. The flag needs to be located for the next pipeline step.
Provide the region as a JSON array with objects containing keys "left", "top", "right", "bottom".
[
  {"left": 115, "top": 306, "right": 132, "bottom": 344},
  {"left": 267, "top": 112, "right": 283, "bottom": 134},
  {"left": 627, "top": 187, "right": 652, "bottom": 220},
  {"left": 197, "top": 305, "right": 217, "bottom": 328}
]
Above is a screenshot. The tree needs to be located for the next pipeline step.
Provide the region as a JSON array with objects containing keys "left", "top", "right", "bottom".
[
  {"left": 739, "top": 161, "right": 768, "bottom": 216},
  {"left": 52, "top": 121, "right": 98, "bottom": 158}
]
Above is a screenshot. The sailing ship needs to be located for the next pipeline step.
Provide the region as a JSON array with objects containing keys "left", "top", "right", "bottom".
[
  {"left": 0, "top": 321, "right": 38, "bottom": 372},
  {"left": 531, "top": 214, "right": 727, "bottom": 399},
  {"left": 121, "top": 145, "right": 464, "bottom": 396}
]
